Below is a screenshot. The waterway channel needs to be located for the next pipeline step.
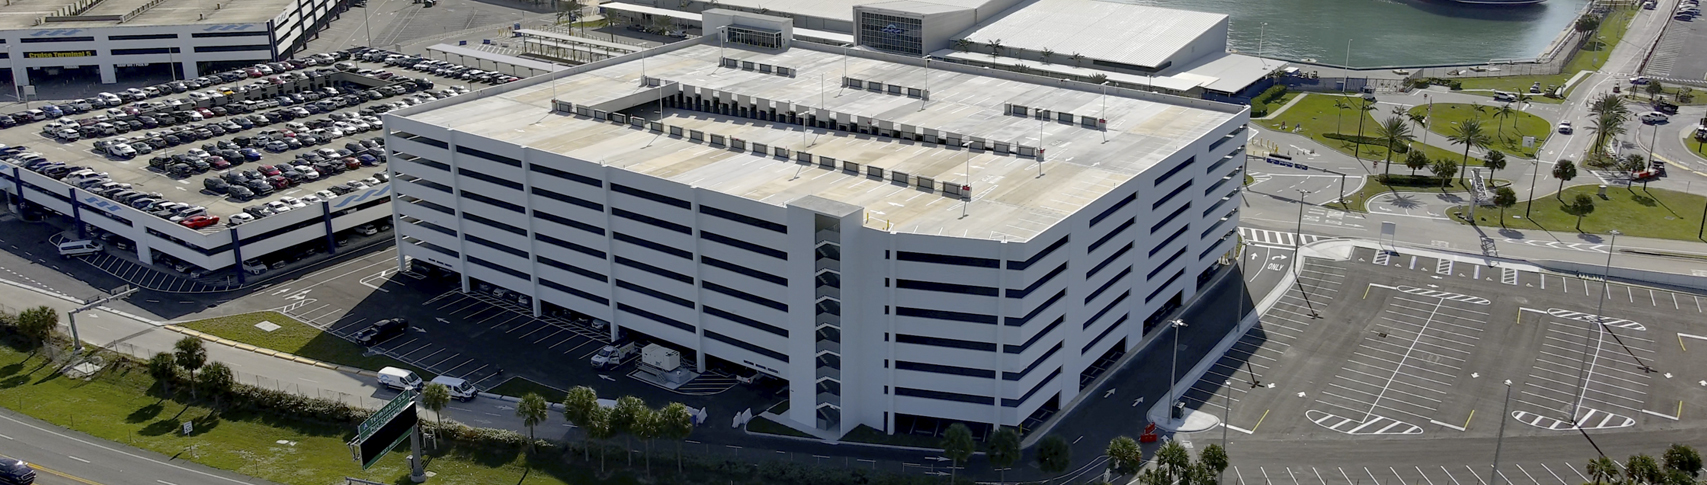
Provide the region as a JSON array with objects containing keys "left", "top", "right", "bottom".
[{"left": 1117, "top": 0, "right": 1592, "bottom": 67}]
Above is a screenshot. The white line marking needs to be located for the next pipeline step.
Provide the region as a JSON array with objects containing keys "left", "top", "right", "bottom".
[
  {"left": 68, "top": 456, "right": 90, "bottom": 463},
  {"left": 1642, "top": 409, "right": 1680, "bottom": 420},
  {"left": 1429, "top": 419, "right": 1466, "bottom": 431}
]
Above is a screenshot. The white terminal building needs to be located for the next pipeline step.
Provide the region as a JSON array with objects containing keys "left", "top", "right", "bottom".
[
  {"left": 601, "top": 0, "right": 1279, "bottom": 101},
  {"left": 384, "top": 11, "right": 1248, "bottom": 437},
  {"left": 0, "top": 0, "right": 344, "bottom": 86}
]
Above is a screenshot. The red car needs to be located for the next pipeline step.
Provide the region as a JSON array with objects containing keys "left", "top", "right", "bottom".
[
  {"left": 180, "top": 215, "right": 220, "bottom": 229},
  {"left": 197, "top": 108, "right": 215, "bottom": 118},
  {"left": 268, "top": 175, "right": 292, "bottom": 189},
  {"left": 208, "top": 156, "right": 231, "bottom": 170},
  {"left": 257, "top": 164, "right": 281, "bottom": 176}
]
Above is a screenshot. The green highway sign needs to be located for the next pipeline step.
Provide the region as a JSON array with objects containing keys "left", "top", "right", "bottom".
[{"left": 357, "top": 390, "right": 415, "bottom": 442}]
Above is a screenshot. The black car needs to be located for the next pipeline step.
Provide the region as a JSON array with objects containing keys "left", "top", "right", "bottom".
[
  {"left": 0, "top": 457, "right": 35, "bottom": 484},
  {"left": 203, "top": 177, "right": 229, "bottom": 193},
  {"left": 228, "top": 185, "right": 255, "bottom": 200},
  {"left": 354, "top": 318, "right": 409, "bottom": 346}
]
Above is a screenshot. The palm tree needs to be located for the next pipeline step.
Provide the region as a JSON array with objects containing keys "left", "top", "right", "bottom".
[
  {"left": 1156, "top": 441, "right": 1192, "bottom": 484},
  {"left": 1404, "top": 149, "right": 1430, "bottom": 177},
  {"left": 657, "top": 403, "right": 694, "bottom": 475},
  {"left": 1588, "top": 456, "right": 1619, "bottom": 485},
  {"left": 611, "top": 396, "right": 647, "bottom": 466},
  {"left": 941, "top": 423, "right": 975, "bottom": 484},
  {"left": 987, "top": 427, "right": 1022, "bottom": 484},
  {"left": 952, "top": 39, "right": 972, "bottom": 53},
  {"left": 1375, "top": 115, "right": 1415, "bottom": 178},
  {"left": 1552, "top": 159, "right": 1577, "bottom": 201},
  {"left": 1037, "top": 435, "right": 1071, "bottom": 484},
  {"left": 1492, "top": 103, "right": 1516, "bottom": 141},
  {"left": 1332, "top": 98, "right": 1351, "bottom": 137},
  {"left": 421, "top": 383, "right": 451, "bottom": 439},
  {"left": 1406, "top": 109, "right": 1429, "bottom": 145},
  {"left": 174, "top": 337, "right": 207, "bottom": 399},
  {"left": 1431, "top": 158, "right": 1459, "bottom": 188},
  {"left": 1040, "top": 48, "right": 1055, "bottom": 64},
  {"left": 1493, "top": 186, "right": 1517, "bottom": 226},
  {"left": 631, "top": 407, "right": 659, "bottom": 476},
  {"left": 1484, "top": 149, "right": 1507, "bottom": 180},
  {"left": 1106, "top": 436, "right": 1142, "bottom": 476},
  {"left": 1575, "top": 15, "right": 1600, "bottom": 35},
  {"left": 1350, "top": 97, "right": 1377, "bottom": 160},
  {"left": 986, "top": 39, "right": 1003, "bottom": 58},
  {"left": 563, "top": 386, "right": 600, "bottom": 461},
  {"left": 147, "top": 352, "right": 179, "bottom": 396},
  {"left": 196, "top": 361, "right": 233, "bottom": 409},
  {"left": 585, "top": 407, "right": 616, "bottom": 473},
  {"left": 1069, "top": 52, "right": 1083, "bottom": 67},
  {"left": 516, "top": 393, "right": 549, "bottom": 451},
  {"left": 1590, "top": 114, "right": 1628, "bottom": 164},
  {"left": 1446, "top": 118, "right": 1491, "bottom": 185}
]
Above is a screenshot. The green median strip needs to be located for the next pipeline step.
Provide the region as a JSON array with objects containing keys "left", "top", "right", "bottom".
[
  {"left": 177, "top": 311, "right": 432, "bottom": 379},
  {"left": 1449, "top": 185, "right": 1707, "bottom": 241}
]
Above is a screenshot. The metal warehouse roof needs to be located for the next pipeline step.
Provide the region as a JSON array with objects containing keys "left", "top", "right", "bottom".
[{"left": 956, "top": 0, "right": 1227, "bottom": 70}]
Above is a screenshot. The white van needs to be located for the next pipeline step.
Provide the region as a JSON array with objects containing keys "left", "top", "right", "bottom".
[
  {"left": 57, "top": 240, "right": 104, "bottom": 258},
  {"left": 376, "top": 366, "right": 422, "bottom": 391},
  {"left": 429, "top": 376, "right": 478, "bottom": 401}
]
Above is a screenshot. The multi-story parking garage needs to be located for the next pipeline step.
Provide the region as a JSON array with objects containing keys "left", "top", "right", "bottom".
[
  {"left": 384, "top": 11, "right": 1248, "bottom": 438},
  {"left": 0, "top": 67, "right": 448, "bottom": 281},
  {"left": 1, "top": 0, "right": 347, "bottom": 87}
]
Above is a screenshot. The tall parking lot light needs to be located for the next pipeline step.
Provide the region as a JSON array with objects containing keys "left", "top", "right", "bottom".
[
  {"left": 1488, "top": 379, "right": 1512, "bottom": 485},
  {"left": 1293, "top": 190, "right": 1320, "bottom": 318},
  {"left": 1169, "top": 319, "right": 1187, "bottom": 420}
]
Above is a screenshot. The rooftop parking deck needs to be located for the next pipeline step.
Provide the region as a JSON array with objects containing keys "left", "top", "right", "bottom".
[
  {"left": 0, "top": 0, "right": 294, "bottom": 29},
  {"left": 400, "top": 41, "right": 1243, "bottom": 241}
]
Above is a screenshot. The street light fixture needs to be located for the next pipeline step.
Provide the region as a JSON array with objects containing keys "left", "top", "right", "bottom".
[
  {"left": 1489, "top": 379, "right": 1512, "bottom": 485},
  {"left": 1293, "top": 189, "right": 1321, "bottom": 318},
  {"left": 1169, "top": 319, "right": 1187, "bottom": 420}
]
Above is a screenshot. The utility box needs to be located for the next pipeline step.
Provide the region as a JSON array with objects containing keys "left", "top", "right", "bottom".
[{"left": 642, "top": 344, "right": 680, "bottom": 372}]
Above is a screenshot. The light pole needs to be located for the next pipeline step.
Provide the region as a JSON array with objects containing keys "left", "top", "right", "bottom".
[
  {"left": 1293, "top": 189, "right": 1320, "bottom": 318},
  {"left": 68, "top": 286, "right": 139, "bottom": 354},
  {"left": 1489, "top": 379, "right": 1512, "bottom": 485},
  {"left": 961, "top": 142, "right": 972, "bottom": 219},
  {"left": 1169, "top": 319, "right": 1187, "bottom": 420},
  {"left": 1221, "top": 379, "right": 1232, "bottom": 485},
  {"left": 1257, "top": 23, "right": 1268, "bottom": 61},
  {"left": 361, "top": 0, "right": 373, "bottom": 48}
]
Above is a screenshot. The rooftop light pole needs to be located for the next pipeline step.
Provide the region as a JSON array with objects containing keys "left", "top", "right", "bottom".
[{"left": 961, "top": 142, "right": 972, "bottom": 219}]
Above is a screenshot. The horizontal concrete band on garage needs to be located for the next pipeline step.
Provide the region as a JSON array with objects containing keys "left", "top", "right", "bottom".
[{"left": 0, "top": 68, "right": 461, "bottom": 278}]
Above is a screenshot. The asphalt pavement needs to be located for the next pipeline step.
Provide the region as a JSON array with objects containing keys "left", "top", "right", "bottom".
[{"left": 0, "top": 407, "right": 277, "bottom": 485}]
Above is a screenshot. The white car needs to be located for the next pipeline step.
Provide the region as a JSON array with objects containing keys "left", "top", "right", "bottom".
[
  {"left": 227, "top": 213, "right": 254, "bottom": 226},
  {"left": 279, "top": 196, "right": 308, "bottom": 209},
  {"left": 314, "top": 190, "right": 337, "bottom": 200},
  {"left": 186, "top": 148, "right": 211, "bottom": 159},
  {"left": 1556, "top": 121, "right": 1572, "bottom": 134},
  {"left": 1640, "top": 111, "right": 1669, "bottom": 123},
  {"left": 299, "top": 194, "right": 322, "bottom": 204},
  {"left": 265, "top": 201, "right": 293, "bottom": 213}
]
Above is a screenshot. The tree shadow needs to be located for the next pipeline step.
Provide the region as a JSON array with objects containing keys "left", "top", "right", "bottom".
[
  {"left": 1435, "top": 193, "right": 1465, "bottom": 203},
  {"left": 1387, "top": 193, "right": 1421, "bottom": 209},
  {"left": 139, "top": 417, "right": 182, "bottom": 437},
  {"left": 127, "top": 402, "right": 165, "bottom": 424},
  {"left": 1631, "top": 194, "right": 1657, "bottom": 207},
  {"left": 1498, "top": 228, "right": 1526, "bottom": 239},
  {"left": 1577, "top": 233, "right": 1604, "bottom": 244}
]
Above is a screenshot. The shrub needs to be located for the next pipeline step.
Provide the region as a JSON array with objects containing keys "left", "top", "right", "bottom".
[
  {"left": 1252, "top": 85, "right": 1289, "bottom": 105},
  {"left": 1448, "top": 81, "right": 1463, "bottom": 90}
]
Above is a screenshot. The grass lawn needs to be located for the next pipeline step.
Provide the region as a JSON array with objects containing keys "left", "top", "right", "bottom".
[
  {"left": 487, "top": 377, "right": 565, "bottom": 401},
  {"left": 1450, "top": 185, "right": 1707, "bottom": 240},
  {"left": 0, "top": 342, "right": 618, "bottom": 485},
  {"left": 1641, "top": 86, "right": 1703, "bottom": 105},
  {"left": 178, "top": 312, "right": 432, "bottom": 378},
  {"left": 1346, "top": 174, "right": 1511, "bottom": 212},
  {"left": 1263, "top": 93, "right": 1471, "bottom": 164},
  {"left": 1408, "top": 103, "right": 1552, "bottom": 158},
  {"left": 1254, "top": 91, "right": 1301, "bottom": 118},
  {"left": 1457, "top": 8, "right": 1638, "bottom": 100}
]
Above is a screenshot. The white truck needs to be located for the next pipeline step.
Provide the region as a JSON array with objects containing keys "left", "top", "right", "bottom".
[{"left": 591, "top": 341, "right": 637, "bottom": 369}]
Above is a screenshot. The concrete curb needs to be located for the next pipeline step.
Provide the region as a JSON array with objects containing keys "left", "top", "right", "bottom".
[{"left": 159, "top": 325, "right": 379, "bottom": 378}]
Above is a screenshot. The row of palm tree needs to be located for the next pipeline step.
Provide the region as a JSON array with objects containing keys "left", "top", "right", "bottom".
[
  {"left": 1588, "top": 92, "right": 1632, "bottom": 167},
  {"left": 146, "top": 337, "right": 236, "bottom": 406},
  {"left": 544, "top": 386, "right": 695, "bottom": 475},
  {"left": 1583, "top": 444, "right": 1701, "bottom": 485}
]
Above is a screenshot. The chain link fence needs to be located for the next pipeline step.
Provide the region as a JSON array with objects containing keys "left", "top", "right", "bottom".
[{"left": 97, "top": 339, "right": 382, "bottom": 410}]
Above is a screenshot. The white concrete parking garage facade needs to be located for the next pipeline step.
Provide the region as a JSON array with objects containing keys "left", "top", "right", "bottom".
[
  {"left": 383, "top": 14, "right": 1249, "bottom": 438},
  {"left": 1, "top": 0, "right": 346, "bottom": 86}
]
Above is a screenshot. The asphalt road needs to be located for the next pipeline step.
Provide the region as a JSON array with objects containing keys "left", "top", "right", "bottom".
[{"left": 0, "top": 408, "right": 276, "bottom": 485}]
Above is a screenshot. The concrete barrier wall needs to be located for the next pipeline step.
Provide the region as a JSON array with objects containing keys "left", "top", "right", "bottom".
[{"left": 1534, "top": 258, "right": 1707, "bottom": 293}]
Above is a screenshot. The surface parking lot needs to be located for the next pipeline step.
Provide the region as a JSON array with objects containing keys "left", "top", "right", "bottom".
[
  {"left": 1181, "top": 245, "right": 1707, "bottom": 441},
  {"left": 254, "top": 248, "right": 746, "bottom": 397}
]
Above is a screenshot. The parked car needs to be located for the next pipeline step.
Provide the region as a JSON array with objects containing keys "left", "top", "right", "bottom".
[{"left": 355, "top": 318, "right": 410, "bottom": 345}]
